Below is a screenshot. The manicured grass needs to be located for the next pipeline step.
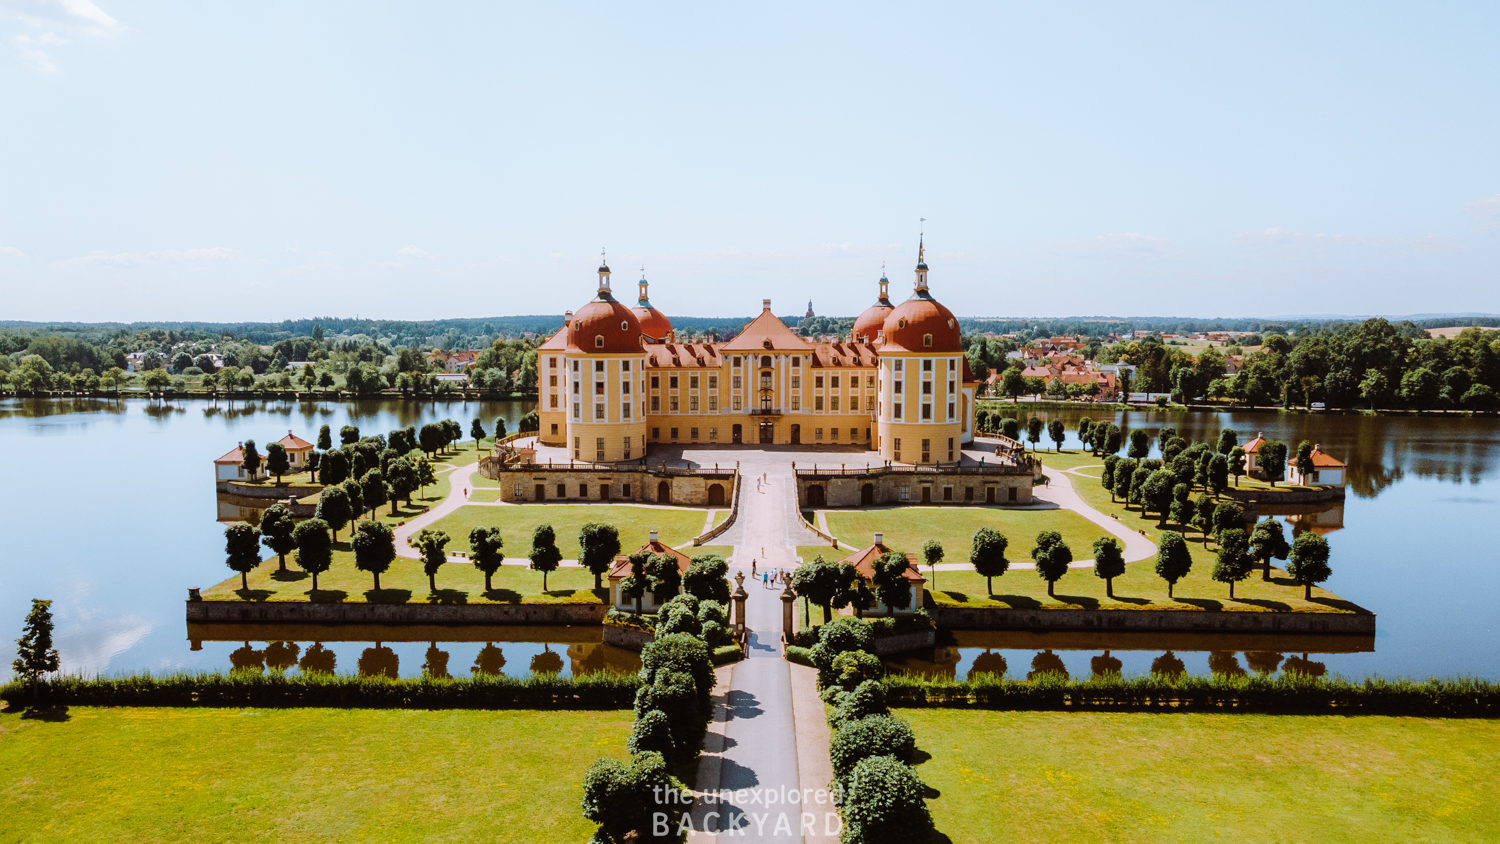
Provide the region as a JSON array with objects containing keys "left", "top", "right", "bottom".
[
  {"left": 0, "top": 707, "right": 631, "bottom": 843},
  {"left": 468, "top": 488, "right": 505, "bottom": 502},
  {"left": 709, "top": 509, "right": 731, "bottom": 530},
  {"left": 203, "top": 553, "right": 603, "bottom": 605},
  {"left": 1023, "top": 449, "right": 1105, "bottom": 471},
  {"left": 684, "top": 545, "right": 734, "bottom": 560},
  {"left": 423, "top": 504, "right": 708, "bottom": 561},
  {"left": 825, "top": 507, "right": 1109, "bottom": 564},
  {"left": 906, "top": 709, "right": 1500, "bottom": 844},
  {"left": 797, "top": 544, "right": 845, "bottom": 564}
]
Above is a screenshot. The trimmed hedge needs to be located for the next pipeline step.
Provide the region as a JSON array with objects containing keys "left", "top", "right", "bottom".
[
  {"left": 711, "top": 644, "right": 743, "bottom": 666},
  {"left": 0, "top": 671, "right": 640, "bottom": 710},
  {"left": 785, "top": 645, "right": 816, "bottom": 667},
  {"left": 882, "top": 673, "right": 1500, "bottom": 717}
]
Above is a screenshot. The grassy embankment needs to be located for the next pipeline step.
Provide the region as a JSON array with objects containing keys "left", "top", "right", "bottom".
[
  {"left": 0, "top": 706, "right": 630, "bottom": 843},
  {"left": 908, "top": 709, "right": 1500, "bottom": 844}
]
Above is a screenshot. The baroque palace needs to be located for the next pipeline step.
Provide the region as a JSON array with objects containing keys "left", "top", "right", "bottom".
[{"left": 535, "top": 241, "right": 979, "bottom": 465}]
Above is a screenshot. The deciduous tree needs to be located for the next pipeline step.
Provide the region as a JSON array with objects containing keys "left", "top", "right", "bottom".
[
  {"left": 969, "top": 527, "right": 1010, "bottom": 595},
  {"left": 259, "top": 504, "right": 297, "bottom": 571},
  {"left": 1031, "top": 531, "right": 1073, "bottom": 597},
  {"left": 468, "top": 526, "right": 506, "bottom": 592},
  {"left": 578, "top": 522, "right": 622, "bottom": 590},
  {"left": 921, "top": 539, "right": 944, "bottom": 590},
  {"left": 264, "top": 442, "right": 289, "bottom": 483},
  {"left": 292, "top": 518, "right": 333, "bottom": 591},
  {"left": 360, "top": 469, "right": 388, "bottom": 519},
  {"left": 411, "top": 528, "right": 451, "bottom": 592},
  {"left": 224, "top": 523, "right": 262, "bottom": 592},
  {"left": 1155, "top": 531, "right": 1192, "bottom": 599},
  {"left": 314, "top": 487, "right": 351, "bottom": 539},
  {"left": 1260, "top": 440, "right": 1288, "bottom": 487},
  {"left": 1250, "top": 518, "right": 1291, "bottom": 580},
  {"left": 1212, "top": 528, "right": 1254, "bottom": 598},
  {"left": 352, "top": 521, "right": 396, "bottom": 591},
  {"left": 1048, "top": 419, "right": 1066, "bottom": 451},
  {"left": 240, "top": 439, "right": 262, "bottom": 479},
  {"left": 529, "top": 524, "right": 563, "bottom": 591},
  {"left": 1287, "top": 532, "right": 1332, "bottom": 600},
  {"left": 1091, "top": 536, "right": 1125, "bottom": 598}
]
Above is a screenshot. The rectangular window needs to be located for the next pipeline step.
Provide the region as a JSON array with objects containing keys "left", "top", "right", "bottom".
[
  {"left": 623, "top": 483, "right": 632, "bottom": 497},
  {"left": 709, "top": 427, "right": 718, "bottom": 440},
  {"left": 815, "top": 396, "right": 824, "bottom": 411},
  {"left": 868, "top": 376, "right": 875, "bottom": 388},
  {"left": 733, "top": 396, "right": 742, "bottom": 410},
  {"left": 670, "top": 397, "right": 680, "bottom": 412},
  {"left": 573, "top": 403, "right": 580, "bottom": 419},
  {"left": 573, "top": 360, "right": 579, "bottom": 372},
  {"left": 549, "top": 357, "right": 557, "bottom": 369},
  {"left": 791, "top": 396, "right": 800, "bottom": 410},
  {"left": 709, "top": 396, "right": 718, "bottom": 411},
  {"left": 816, "top": 428, "right": 824, "bottom": 440},
  {"left": 624, "top": 436, "right": 631, "bottom": 456},
  {"left": 923, "top": 359, "right": 933, "bottom": 371},
  {"left": 815, "top": 376, "right": 824, "bottom": 388},
  {"left": 690, "top": 375, "right": 699, "bottom": 389},
  {"left": 831, "top": 376, "right": 840, "bottom": 388},
  {"left": 831, "top": 428, "right": 839, "bottom": 441},
  {"left": 651, "top": 376, "right": 660, "bottom": 389},
  {"left": 850, "top": 396, "right": 859, "bottom": 411},
  {"left": 791, "top": 376, "right": 800, "bottom": 389},
  {"left": 623, "top": 403, "right": 631, "bottom": 419},
  {"left": 831, "top": 396, "right": 840, "bottom": 411},
  {"left": 622, "top": 381, "right": 631, "bottom": 394},
  {"left": 549, "top": 375, "right": 557, "bottom": 387},
  {"left": 943, "top": 486, "right": 953, "bottom": 501},
  {"left": 851, "top": 428, "right": 859, "bottom": 440},
  {"left": 596, "top": 360, "right": 605, "bottom": 372},
  {"left": 651, "top": 396, "right": 660, "bottom": 412},
  {"left": 948, "top": 403, "right": 955, "bottom": 420},
  {"left": 899, "top": 486, "right": 909, "bottom": 500},
  {"left": 596, "top": 437, "right": 604, "bottom": 461},
  {"left": 690, "top": 427, "right": 699, "bottom": 440},
  {"left": 670, "top": 376, "right": 678, "bottom": 389},
  {"left": 558, "top": 483, "right": 566, "bottom": 498},
  {"left": 895, "top": 381, "right": 903, "bottom": 394},
  {"left": 573, "top": 381, "right": 580, "bottom": 394},
  {"left": 551, "top": 424, "right": 559, "bottom": 435},
  {"left": 708, "top": 375, "right": 717, "bottom": 389},
  {"left": 595, "top": 382, "right": 605, "bottom": 395},
  {"left": 595, "top": 404, "right": 605, "bottom": 419},
  {"left": 652, "top": 428, "right": 660, "bottom": 439},
  {"left": 690, "top": 396, "right": 699, "bottom": 412},
  {"left": 732, "top": 375, "right": 742, "bottom": 389},
  {"left": 894, "top": 403, "right": 902, "bottom": 419},
  {"left": 733, "top": 356, "right": 741, "bottom": 367},
  {"left": 965, "top": 486, "right": 974, "bottom": 501},
  {"left": 922, "top": 404, "right": 932, "bottom": 420},
  {"left": 580, "top": 483, "right": 589, "bottom": 498},
  {"left": 922, "top": 381, "right": 932, "bottom": 394},
  {"left": 948, "top": 381, "right": 956, "bottom": 395},
  {"left": 514, "top": 483, "right": 523, "bottom": 498},
  {"left": 894, "top": 360, "right": 903, "bottom": 372},
  {"left": 550, "top": 395, "right": 558, "bottom": 408},
  {"left": 792, "top": 357, "right": 801, "bottom": 367},
  {"left": 670, "top": 427, "right": 679, "bottom": 440},
  {"left": 622, "top": 361, "right": 630, "bottom": 372}
]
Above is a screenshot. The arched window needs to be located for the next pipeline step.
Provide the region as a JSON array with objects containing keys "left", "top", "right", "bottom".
[
  {"left": 595, "top": 335, "right": 604, "bottom": 348},
  {"left": 760, "top": 355, "right": 772, "bottom": 368},
  {"left": 923, "top": 334, "right": 933, "bottom": 347},
  {"left": 620, "top": 320, "right": 628, "bottom": 331}
]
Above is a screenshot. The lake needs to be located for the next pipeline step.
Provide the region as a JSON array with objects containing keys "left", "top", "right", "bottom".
[{"left": 1, "top": 398, "right": 1496, "bottom": 681}]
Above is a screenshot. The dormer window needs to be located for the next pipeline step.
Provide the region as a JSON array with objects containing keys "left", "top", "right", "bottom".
[
  {"left": 595, "top": 336, "right": 604, "bottom": 348},
  {"left": 923, "top": 334, "right": 933, "bottom": 347},
  {"left": 620, "top": 321, "right": 629, "bottom": 331}
]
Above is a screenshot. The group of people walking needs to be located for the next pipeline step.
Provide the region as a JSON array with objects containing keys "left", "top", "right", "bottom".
[{"left": 749, "top": 558, "right": 790, "bottom": 589}]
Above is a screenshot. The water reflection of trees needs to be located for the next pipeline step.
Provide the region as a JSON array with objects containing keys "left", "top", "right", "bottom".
[
  {"left": 263, "top": 641, "right": 300, "bottom": 671},
  {"left": 229, "top": 642, "right": 264, "bottom": 673},
  {"left": 1244, "top": 651, "right": 1283, "bottom": 675},
  {"left": 358, "top": 644, "right": 399, "bottom": 679},
  {"left": 1282, "top": 655, "right": 1326, "bottom": 677},
  {"left": 1027, "top": 650, "right": 1068, "bottom": 680},
  {"left": 1090, "top": 650, "right": 1122, "bottom": 678},
  {"left": 530, "top": 646, "right": 565, "bottom": 675},
  {"left": 299, "top": 643, "right": 336, "bottom": 674},
  {"left": 1150, "top": 651, "right": 1186, "bottom": 679},
  {"left": 1207, "top": 651, "right": 1245, "bottom": 677},
  {"left": 970, "top": 650, "right": 1008, "bottom": 679},
  {"left": 472, "top": 643, "right": 506, "bottom": 676},
  {"left": 422, "top": 643, "right": 451, "bottom": 679}
]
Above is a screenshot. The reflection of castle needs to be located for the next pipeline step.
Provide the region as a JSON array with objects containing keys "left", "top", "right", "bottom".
[
  {"left": 1288, "top": 503, "right": 1346, "bottom": 535},
  {"left": 533, "top": 240, "right": 978, "bottom": 464}
]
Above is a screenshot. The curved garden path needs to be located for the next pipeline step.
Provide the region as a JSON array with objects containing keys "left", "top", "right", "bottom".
[{"left": 1032, "top": 459, "right": 1159, "bottom": 563}]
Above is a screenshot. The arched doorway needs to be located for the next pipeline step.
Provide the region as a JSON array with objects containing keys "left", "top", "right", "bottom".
[
  {"left": 790, "top": 424, "right": 801, "bottom": 444},
  {"left": 861, "top": 483, "right": 874, "bottom": 505},
  {"left": 807, "top": 485, "right": 826, "bottom": 507},
  {"left": 707, "top": 484, "right": 725, "bottom": 506},
  {"left": 657, "top": 481, "right": 671, "bottom": 504},
  {"left": 732, "top": 424, "right": 742, "bottom": 444}
]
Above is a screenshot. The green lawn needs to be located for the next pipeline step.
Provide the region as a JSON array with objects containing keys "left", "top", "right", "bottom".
[
  {"left": 423, "top": 504, "right": 708, "bottom": 561},
  {"left": 709, "top": 509, "right": 731, "bottom": 530},
  {"left": 0, "top": 707, "right": 630, "bottom": 843},
  {"left": 797, "top": 544, "right": 846, "bottom": 564},
  {"left": 1025, "top": 449, "right": 1106, "bottom": 471},
  {"left": 907, "top": 709, "right": 1500, "bottom": 844},
  {"left": 825, "top": 507, "right": 1109, "bottom": 564},
  {"left": 684, "top": 545, "right": 734, "bottom": 560},
  {"left": 203, "top": 553, "right": 603, "bottom": 605}
]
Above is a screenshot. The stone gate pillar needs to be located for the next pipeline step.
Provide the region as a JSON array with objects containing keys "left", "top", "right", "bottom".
[
  {"left": 732, "top": 571, "right": 748, "bottom": 635},
  {"left": 781, "top": 584, "right": 797, "bottom": 644}
]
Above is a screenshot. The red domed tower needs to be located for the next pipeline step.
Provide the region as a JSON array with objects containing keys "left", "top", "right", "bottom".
[
  {"left": 875, "top": 236, "right": 970, "bottom": 464},
  {"left": 852, "top": 268, "right": 895, "bottom": 343},
  {"left": 632, "top": 270, "right": 673, "bottom": 343},
  {"left": 560, "top": 257, "right": 648, "bottom": 462}
]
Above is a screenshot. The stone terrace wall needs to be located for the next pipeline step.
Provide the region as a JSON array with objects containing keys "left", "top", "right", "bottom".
[
  {"left": 492, "top": 465, "right": 737, "bottom": 507},
  {"left": 795, "top": 465, "right": 1033, "bottom": 508}
]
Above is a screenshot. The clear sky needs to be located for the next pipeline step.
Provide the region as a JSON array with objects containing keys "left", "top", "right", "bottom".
[{"left": 2, "top": 1, "right": 1497, "bottom": 323}]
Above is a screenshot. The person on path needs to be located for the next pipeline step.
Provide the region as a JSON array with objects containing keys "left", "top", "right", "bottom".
[{"left": 751, "top": 559, "right": 758, "bottom": 576}]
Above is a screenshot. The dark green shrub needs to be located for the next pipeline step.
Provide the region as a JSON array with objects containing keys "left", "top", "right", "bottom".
[
  {"left": 581, "top": 750, "right": 683, "bottom": 844},
  {"left": 626, "top": 709, "right": 674, "bottom": 758},
  {"left": 830, "top": 714, "right": 916, "bottom": 786},
  {"left": 830, "top": 679, "right": 889, "bottom": 729},
  {"left": 840, "top": 754, "right": 933, "bottom": 844},
  {"left": 640, "top": 633, "right": 714, "bottom": 715},
  {"left": 683, "top": 555, "right": 731, "bottom": 604},
  {"left": 784, "top": 645, "right": 816, "bottom": 667},
  {"left": 830, "top": 651, "right": 885, "bottom": 692},
  {"left": 811, "top": 616, "right": 873, "bottom": 686},
  {"left": 711, "top": 644, "right": 742, "bottom": 665}
]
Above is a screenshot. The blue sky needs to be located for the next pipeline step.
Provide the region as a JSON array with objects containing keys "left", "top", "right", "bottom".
[{"left": 2, "top": 1, "right": 1497, "bottom": 323}]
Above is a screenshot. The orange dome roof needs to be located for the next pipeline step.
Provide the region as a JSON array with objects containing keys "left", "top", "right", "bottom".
[
  {"left": 853, "top": 274, "right": 895, "bottom": 343},
  {"left": 880, "top": 290, "right": 962, "bottom": 353},
  {"left": 633, "top": 278, "right": 672, "bottom": 341},
  {"left": 567, "top": 291, "right": 643, "bottom": 354}
]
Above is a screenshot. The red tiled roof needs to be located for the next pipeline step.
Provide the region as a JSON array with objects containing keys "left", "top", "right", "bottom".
[
  {"left": 537, "top": 325, "right": 570, "bottom": 351},
  {"left": 720, "top": 306, "right": 812, "bottom": 352},
  {"left": 276, "top": 431, "right": 313, "bottom": 451},
  {"left": 841, "top": 543, "right": 925, "bottom": 582},
  {"left": 1242, "top": 434, "right": 1266, "bottom": 454},
  {"left": 214, "top": 446, "right": 244, "bottom": 464},
  {"left": 1309, "top": 445, "right": 1345, "bottom": 468},
  {"left": 607, "top": 540, "right": 694, "bottom": 579}
]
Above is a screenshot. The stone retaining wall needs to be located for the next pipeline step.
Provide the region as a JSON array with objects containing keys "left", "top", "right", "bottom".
[
  {"left": 931, "top": 606, "right": 1374, "bottom": 635},
  {"left": 602, "top": 622, "right": 655, "bottom": 651},
  {"left": 870, "top": 629, "right": 937, "bottom": 655},
  {"left": 216, "top": 480, "right": 324, "bottom": 499},
  {"left": 1223, "top": 486, "right": 1345, "bottom": 505},
  {"left": 187, "top": 600, "right": 606, "bottom": 625},
  {"left": 489, "top": 466, "right": 736, "bottom": 507},
  {"left": 796, "top": 468, "right": 1033, "bottom": 508}
]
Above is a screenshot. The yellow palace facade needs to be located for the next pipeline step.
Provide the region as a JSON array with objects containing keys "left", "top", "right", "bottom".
[{"left": 535, "top": 243, "right": 978, "bottom": 465}]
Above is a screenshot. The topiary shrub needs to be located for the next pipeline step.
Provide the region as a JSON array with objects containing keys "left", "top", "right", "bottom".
[
  {"left": 581, "top": 750, "right": 684, "bottom": 844},
  {"left": 640, "top": 632, "right": 714, "bottom": 716},
  {"left": 654, "top": 602, "right": 702, "bottom": 638},
  {"left": 811, "top": 616, "right": 874, "bottom": 687},
  {"left": 784, "top": 645, "right": 816, "bottom": 667},
  {"left": 711, "top": 644, "right": 742, "bottom": 665},
  {"left": 626, "top": 708, "right": 674, "bottom": 758},
  {"left": 840, "top": 754, "right": 933, "bottom": 844},
  {"left": 830, "top": 714, "right": 916, "bottom": 786},
  {"left": 700, "top": 620, "right": 733, "bottom": 649},
  {"left": 830, "top": 650, "right": 885, "bottom": 692}
]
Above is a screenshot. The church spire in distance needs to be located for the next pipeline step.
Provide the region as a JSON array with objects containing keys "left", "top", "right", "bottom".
[{"left": 915, "top": 218, "right": 929, "bottom": 291}]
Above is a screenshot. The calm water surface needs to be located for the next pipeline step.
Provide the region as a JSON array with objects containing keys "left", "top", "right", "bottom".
[{"left": 1, "top": 399, "right": 1496, "bottom": 680}]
